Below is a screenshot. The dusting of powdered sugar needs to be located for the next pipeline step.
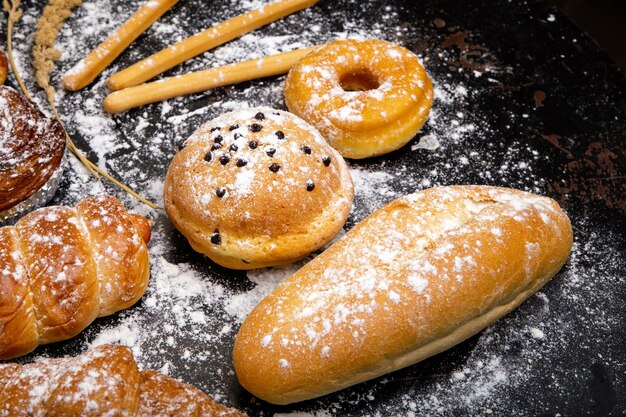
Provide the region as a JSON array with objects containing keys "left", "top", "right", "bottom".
[{"left": 2, "top": 1, "right": 623, "bottom": 416}]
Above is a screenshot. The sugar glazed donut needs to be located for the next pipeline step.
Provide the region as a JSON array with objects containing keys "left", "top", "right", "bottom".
[
  {"left": 284, "top": 39, "right": 434, "bottom": 159},
  {"left": 164, "top": 108, "right": 354, "bottom": 270}
]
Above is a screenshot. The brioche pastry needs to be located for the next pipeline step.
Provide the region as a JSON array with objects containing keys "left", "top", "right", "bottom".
[
  {"left": 284, "top": 39, "right": 434, "bottom": 159},
  {"left": 0, "top": 86, "right": 66, "bottom": 223},
  {"left": 164, "top": 108, "right": 354, "bottom": 270},
  {"left": 0, "top": 195, "right": 151, "bottom": 360},
  {"left": 0, "top": 344, "right": 246, "bottom": 416},
  {"left": 234, "top": 185, "right": 573, "bottom": 404}
]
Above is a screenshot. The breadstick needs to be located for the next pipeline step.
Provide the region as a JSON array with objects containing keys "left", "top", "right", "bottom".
[
  {"left": 103, "top": 46, "right": 316, "bottom": 113},
  {"left": 62, "top": 0, "right": 179, "bottom": 91},
  {"left": 0, "top": 345, "right": 247, "bottom": 416},
  {"left": 107, "top": 0, "right": 319, "bottom": 91}
]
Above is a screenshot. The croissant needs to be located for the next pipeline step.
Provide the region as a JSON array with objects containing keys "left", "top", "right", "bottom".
[
  {"left": 0, "top": 195, "right": 151, "bottom": 360},
  {"left": 0, "top": 344, "right": 247, "bottom": 416}
]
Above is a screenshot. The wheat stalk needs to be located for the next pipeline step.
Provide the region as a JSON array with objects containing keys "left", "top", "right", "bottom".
[{"left": 3, "top": 0, "right": 158, "bottom": 209}]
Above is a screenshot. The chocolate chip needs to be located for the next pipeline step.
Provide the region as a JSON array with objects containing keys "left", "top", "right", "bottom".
[
  {"left": 275, "top": 130, "right": 285, "bottom": 139},
  {"left": 322, "top": 156, "right": 331, "bottom": 166},
  {"left": 248, "top": 141, "right": 258, "bottom": 149},
  {"left": 306, "top": 180, "right": 315, "bottom": 191},
  {"left": 236, "top": 158, "right": 248, "bottom": 167},
  {"left": 211, "top": 143, "right": 222, "bottom": 151},
  {"left": 177, "top": 140, "right": 186, "bottom": 151},
  {"left": 301, "top": 145, "right": 312, "bottom": 155},
  {"left": 273, "top": 112, "right": 280, "bottom": 115},
  {"left": 204, "top": 152, "right": 212, "bottom": 162},
  {"left": 219, "top": 154, "right": 231, "bottom": 165},
  {"left": 234, "top": 133, "right": 243, "bottom": 140},
  {"left": 230, "top": 143, "right": 238, "bottom": 152},
  {"left": 269, "top": 163, "right": 280, "bottom": 173},
  {"left": 214, "top": 135, "right": 223, "bottom": 143},
  {"left": 210, "top": 230, "right": 221, "bottom": 245},
  {"left": 210, "top": 126, "right": 221, "bottom": 132},
  {"left": 265, "top": 146, "right": 276, "bottom": 157},
  {"left": 216, "top": 187, "right": 226, "bottom": 198},
  {"left": 249, "top": 123, "right": 262, "bottom": 133},
  {"left": 254, "top": 112, "right": 265, "bottom": 121},
  {"left": 229, "top": 124, "right": 239, "bottom": 131}
]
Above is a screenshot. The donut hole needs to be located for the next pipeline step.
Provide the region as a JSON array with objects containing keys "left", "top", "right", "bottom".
[{"left": 339, "top": 69, "right": 380, "bottom": 92}]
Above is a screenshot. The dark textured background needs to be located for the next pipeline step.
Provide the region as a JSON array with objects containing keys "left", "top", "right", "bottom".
[{"left": 1, "top": 0, "right": 625, "bottom": 415}]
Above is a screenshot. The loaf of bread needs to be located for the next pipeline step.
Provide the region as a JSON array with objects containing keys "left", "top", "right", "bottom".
[
  {"left": 0, "top": 344, "right": 246, "bottom": 416},
  {"left": 0, "top": 195, "right": 151, "bottom": 360},
  {"left": 233, "top": 185, "right": 573, "bottom": 404}
]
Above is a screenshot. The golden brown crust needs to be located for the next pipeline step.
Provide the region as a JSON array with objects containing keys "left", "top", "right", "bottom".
[
  {"left": 137, "top": 371, "right": 247, "bottom": 416},
  {"left": 0, "top": 345, "right": 247, "bottom": 417},
  {"left": 129, "top": 213, "right": 152, "bottom": 244},
  {"left": 233, "top": 185, "right": 573, "bottom": 404},
  {"left": 284, "top": 39, "right": 434, "bottom": 159},
  {"left": 0, "top": 86, "right": 65, "bottom": 212},
  {"left": 164, "top": 108, "right": 353, "bottom": 269},
  {"left": 15, "top": 205, "right": 100, "bottom": 345},
  {"left": 0, "top": 228, "right": 38, "bottom": 359},
  {"left": 0, "top": 49, "right": 7, "bottom": 85},
  {"left": 0, "top": 196, "right": 151, "bottom": 360},
  {"left": 76, "top": 196, "right": 151, "bottom": 316},
  {"left": 0, "top": 345, "right": 141, "bottom": 416}
]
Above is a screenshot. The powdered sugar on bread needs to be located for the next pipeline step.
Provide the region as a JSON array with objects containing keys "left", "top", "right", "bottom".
[
  {"left": 164, "top": 108, "right": 354, "bottom": 269},
  {"left": 234, "top": 185, "right": 573, "bottom": 404}
]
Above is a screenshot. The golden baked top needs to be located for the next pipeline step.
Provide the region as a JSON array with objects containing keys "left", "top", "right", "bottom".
[
  {"left": 0, "top": 195, "right": 151, "bottom": 359},
  {"left": 284, "top": 38, "right": 433, "bottom": 134},
  {"left": 234, "top": 185, "right": 573, "bottom": 404},
  {"left": 165, "top": 108, "right": 353, "bottom": 239},
  {"left": 0, "top": 86, "right": 65, "bottom": 212}
]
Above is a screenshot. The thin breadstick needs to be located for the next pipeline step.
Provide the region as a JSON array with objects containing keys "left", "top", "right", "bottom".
[
  {"left": 107, "top": 0, "right": 319, "bottom": 91},
  {"left": 103, "top": 46, "right": 316, "bottom": 113},
  {"left": 62, "top": 0, "right": 179, "bottom": 91}
]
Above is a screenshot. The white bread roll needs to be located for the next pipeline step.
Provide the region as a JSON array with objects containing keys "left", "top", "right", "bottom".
[{"left": 233, "top": 185, "right": 573, "bottom": 404}]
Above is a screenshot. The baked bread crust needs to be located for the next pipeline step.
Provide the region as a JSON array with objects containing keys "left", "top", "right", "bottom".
[
  {"left": 0, "top": 195, "right": 151, "bottom": 360},
  {"left": 233, "top": 185, "right": 573, "bottom": 404},
  {"left": 0, "top": 344, "right": 247, "bottom": 416},
  {"left": 0, "top": 86, "right": 65, "bottom": 212},
  {"left": 164, "top": 108, "right": 354, "bottom": 269}
]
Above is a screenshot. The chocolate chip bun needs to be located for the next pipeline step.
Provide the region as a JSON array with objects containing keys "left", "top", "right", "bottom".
[{"left": 164, "top": 108, "right": 354, "bottom": 270}]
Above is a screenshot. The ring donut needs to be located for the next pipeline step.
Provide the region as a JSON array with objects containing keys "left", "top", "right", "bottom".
[{"left": 284, "top": 39, "right": 434, "bottom": 159}]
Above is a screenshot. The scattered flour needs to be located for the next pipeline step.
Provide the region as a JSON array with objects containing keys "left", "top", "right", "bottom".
[{"left": 2, "top": 1, "right": 623, "bottom": 416}]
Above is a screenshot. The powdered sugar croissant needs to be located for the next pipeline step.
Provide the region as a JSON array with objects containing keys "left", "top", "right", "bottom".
[
  {"left": 0, "top": 195, "right": 151, "bottom": 360},
  {"left": 0, "top": 344, "right": 246, "bottom": 416}
]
